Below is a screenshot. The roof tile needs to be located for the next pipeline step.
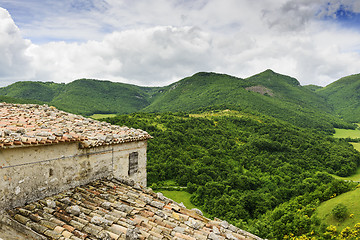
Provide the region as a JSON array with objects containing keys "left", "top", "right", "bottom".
[
  {"left": 39, "top": 219, "right": 57, "bottom": 230},
  {"left": 44, "top": 229, "right": 62, "bottom": 239},
  {"left": 7, "top": 178, "right": 262, "bottom": 240},
  {"left": 0, "top": 103, "right": 151, "bottom": 149}
]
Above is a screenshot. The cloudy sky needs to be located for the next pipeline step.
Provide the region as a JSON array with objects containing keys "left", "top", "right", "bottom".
[{"left": 0, "top": 0, "right": 359, "bottom": 87}]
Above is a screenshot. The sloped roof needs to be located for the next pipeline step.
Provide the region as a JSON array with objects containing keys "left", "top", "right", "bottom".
[
  {"left": 0, "top": 103, "right": 151, "bottom": 149},
  {"left": 6, "top": 178, "right": 262, "bottom": 240}
]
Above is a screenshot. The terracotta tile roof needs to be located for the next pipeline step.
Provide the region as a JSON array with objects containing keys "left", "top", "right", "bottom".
[
  {"left": 6, "top": 178, "right": 262, "bottom": 240},
  {"left": 0, "top": 103, "right": 151, "bottom": 149}
]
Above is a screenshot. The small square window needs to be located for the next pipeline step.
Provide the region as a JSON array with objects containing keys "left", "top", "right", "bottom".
[{"left": 128, "top": 152, "right": 139, "bottom": 176}]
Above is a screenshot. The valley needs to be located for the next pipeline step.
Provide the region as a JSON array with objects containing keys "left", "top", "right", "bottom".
[{"left": 105, "top": 110, "right": 359, "bottom": 239}]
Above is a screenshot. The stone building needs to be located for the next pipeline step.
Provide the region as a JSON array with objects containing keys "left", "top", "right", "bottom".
[
  {"left": 0, "top": 103, "right": 262, "bottom": 240},
  {"left": 0, "top": 103, "right": 151, "bottom": 210}
]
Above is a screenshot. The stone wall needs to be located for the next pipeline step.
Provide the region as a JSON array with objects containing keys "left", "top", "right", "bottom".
[{"left": 0, "top": 140, "right": 147, "bottom": 210}]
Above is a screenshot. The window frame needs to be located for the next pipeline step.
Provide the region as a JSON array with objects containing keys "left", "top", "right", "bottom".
[{"left": 128, "top": 152, "right": 139, "bottom": 176}]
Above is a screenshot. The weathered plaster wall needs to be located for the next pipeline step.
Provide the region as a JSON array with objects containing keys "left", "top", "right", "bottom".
[
  {"left": 112, "top": 140, "right": 147, "bottom": 186},
  {"left": 0, "top": 141, "right": 147, "bottom": 210}
]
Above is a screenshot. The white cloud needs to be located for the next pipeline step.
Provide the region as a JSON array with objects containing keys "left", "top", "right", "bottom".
[
  {"left": 0, "top": 1, "right": 360, "bottom": 88},
  {"left": 262, "top": 0, "right": 320, "bottom": 31},
  {"left": 27, "top": 26, "right": 214, "bottom": 86},
  {"left": 0, "top": 8, "right": 33, "bottom": 86}
]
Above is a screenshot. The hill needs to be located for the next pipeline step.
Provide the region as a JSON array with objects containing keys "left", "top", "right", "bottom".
[
  {"left": 317, "top": 73, "right": 360, "bottom": 123},
  {"left": 304, "top": 84, "right": 323, "bottom": 92},
  {"left": 105, "top": 110, "right": 360, "bottom": 239},
  {"left": 144, "top": 70, "right": 351, "bottom": 132},
  {"left": 49, "top": 79, "right": 159, "bottom": 115},
  {"left": 0, "top": 79, "right": 161, "bottom": 115},
  {"left": 0, "top": 81, "right": 63, "bottom": 102},
  {"left": 0, "top": 70, "right": 354, "bottom": 131}
]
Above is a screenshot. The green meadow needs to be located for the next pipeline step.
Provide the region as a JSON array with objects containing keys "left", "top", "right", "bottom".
[
  {"left": 159, "top": 190, "right": 196, "bottom": 209},
  {"left": 159, "top": 190, "right": 210, "bottom": 218},
  {"left": 333, "top": 128, "right": 360, "bottom": 138},
  {"left": 316, "top": 187, "right": 360, "bottom": 230},
  {"left": 351, "top": 142, "right": 360, "bottom": 151},
  {"left": 90, "top": 113, "right": 117, "bottom": 119}
]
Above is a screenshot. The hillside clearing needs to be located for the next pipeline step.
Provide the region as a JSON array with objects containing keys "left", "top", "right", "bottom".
[
  {"left": 90, "top": 113, "right": 117, "bottom": 119},
  {"left": 334, "top": 128, "right": 360, "bottom": 138},
  {"left": 159, "top": 190, "right": 209, "bottom": 218},
  {"left": 316, "top": 187, "right": 360, "bottom": 230},
  {"left": 159, "top": 190, "right": 196, "bottom": 209},
  {"left": 351, "top": 142, "right": 360, "bottom": 151},
  {"left": 189, "top": 109, "right": 247, "bottom": 118}
]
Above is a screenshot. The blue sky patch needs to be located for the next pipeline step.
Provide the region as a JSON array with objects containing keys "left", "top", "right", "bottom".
[{"left": 320, "top": 3, "right": 360, "bottom": 30}]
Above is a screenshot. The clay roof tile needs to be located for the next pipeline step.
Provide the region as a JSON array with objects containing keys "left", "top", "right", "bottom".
[
  {"left": 6, "top": 178, "right": 262, "bottom": 240},
  {"left": 0, "top": 103, "right": 151, "bottom": 149}
]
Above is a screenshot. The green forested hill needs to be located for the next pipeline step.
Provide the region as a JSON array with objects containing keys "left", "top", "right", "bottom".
[
  {"left": 145, "top": 70, "right": 329, "bottom": 112},
  {"left": 49, "top": 79, "right": 159, "bottom": 115},
  {"left": 317, "top": 73, "right": 360, "bottom": 122},
  {"left": 0, "top": 70, "right": 354, "bottom": 131},
  {"left": 304, "top": 84, "right": 323, "bottom": 92},
  {"left": 0, "top": 81, "right": 64, "bottom": 102},
  {"left": 144, "top": 70, "right": 351, "bottom": 132},
  {"left": 0, "top": 79, "right": 162, "bottom": 115},
  {"left": 105, "top": 110, "right": 360, "bottom": 239},
  {"left": 0, "top": 95, "right": 45, "bottom": 105}
]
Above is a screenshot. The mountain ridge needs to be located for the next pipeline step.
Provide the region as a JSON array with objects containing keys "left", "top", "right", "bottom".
[{"left": 0, "top": 70, "right": 356, "bottom": 131}]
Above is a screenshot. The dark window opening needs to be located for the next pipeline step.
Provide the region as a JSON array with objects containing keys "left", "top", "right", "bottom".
[
  {"left": 49, "top": 168, "right": 54, "bottom": 177},
  {"left": 128, "top": 152, "right": 139, "bottom": 176}
]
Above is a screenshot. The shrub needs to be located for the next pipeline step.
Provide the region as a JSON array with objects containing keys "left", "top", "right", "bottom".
[
  {"left": 332, "top": 204, "right": 348, "bottom": 221},
  {"left": 187, "top": 182, "right": 197, "bottom": 194}
]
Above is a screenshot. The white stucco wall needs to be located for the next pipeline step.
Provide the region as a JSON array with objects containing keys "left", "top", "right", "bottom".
[{"left": 0, "top": 140, "right": 147, "bottom": 210}]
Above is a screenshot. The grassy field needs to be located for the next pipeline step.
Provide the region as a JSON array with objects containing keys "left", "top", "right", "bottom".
[
  {"left": 350, "top": 142, "right": 360, "bottom": 151},
  {"left": 89, "top": 113, "right": 117, "bottom": 119},
  {"left": 333, "top": 128, "right": 360, "bottom": 138},
  {"left": 159, "top": 190, "right": 210, "bottom": 218},
  {"left": 316, "top": 187, "right": 360, "bottom": 230},
  {"left": 159, "top": 190, "right": 197, "bottom": 209}
]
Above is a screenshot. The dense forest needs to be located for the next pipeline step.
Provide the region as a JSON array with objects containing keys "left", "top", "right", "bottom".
[{"left": 105, "top": 108, "right": 360, "bottom": 239}]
